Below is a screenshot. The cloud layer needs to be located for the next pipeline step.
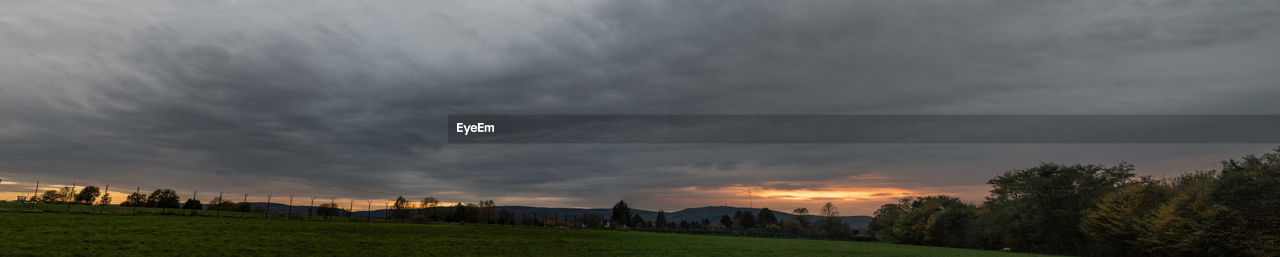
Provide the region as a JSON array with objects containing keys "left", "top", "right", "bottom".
[{"left": 2, "top": 0, "right": 1279, "bottom": 214}]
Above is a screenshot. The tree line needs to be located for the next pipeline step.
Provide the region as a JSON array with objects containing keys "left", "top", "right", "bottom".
[
  {"left": 866, "top": 148, "right": 1280, "bottom": 257},
  {"left": 606, "top": 200, "right": 861, "bottom": 240}
]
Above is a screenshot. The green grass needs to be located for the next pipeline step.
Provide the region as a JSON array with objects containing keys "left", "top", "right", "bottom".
[
  {"left": 0, "top": 209, "right": 1059, "bottom": 257},
  {"left": 0, "top": 202, "right": 364, "bottom": 221}
]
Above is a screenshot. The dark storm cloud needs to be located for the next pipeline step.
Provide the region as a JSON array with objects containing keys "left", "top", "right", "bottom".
[{"left": 2, "top": 0, "right": 1280, "bottom": 213}]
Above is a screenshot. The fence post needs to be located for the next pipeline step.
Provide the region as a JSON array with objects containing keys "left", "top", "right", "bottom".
[
  {"left": 329, "top": 197, "right": 337, "bottom": 222},
  {"left": 101, "top": 185, "right": 109, "bottom": 214},
  {"left": 242, "top": 193, "right": 248, "bottom": 218},
  {"left": 190, "top": 188, "right": 198, "bottom": 215},
  {"left": 66, "top": 183, "right": 76, "bottom": 213},
  {"left": 367, "top": 200, "right": 372, "bottom": 222},
  {"left": 265, "top": 194, "right": 272, "bottom": 218},
  {"left": 308, "top": 196, "right": 316, "bottom": 221},
  {"left": 132, "top": 187, "right": 140, "bottom": 214},
  {"left": 286, "top": 195, "right": 293, "bottom": 220},
  {"left": 31, "top": 180, "right": 39, "bottom": 210},
  {"left": 216, "top": 192, "right": 224, "bottom": 217},
  {"left": 347, "top": 198, "right": 355, "bottom": 222}
]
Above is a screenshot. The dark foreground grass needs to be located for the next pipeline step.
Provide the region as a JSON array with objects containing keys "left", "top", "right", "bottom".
[{"left": 0, "top": 211, "right": 1058, "bottom": 257}]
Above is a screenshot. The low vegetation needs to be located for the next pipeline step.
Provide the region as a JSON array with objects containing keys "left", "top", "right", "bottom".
[
  {"left": 866, "top": 148, "right": 1280, "bottom": 256},
  {"left": 0, "top": 211, "right": 1056, "bottom": 257}
]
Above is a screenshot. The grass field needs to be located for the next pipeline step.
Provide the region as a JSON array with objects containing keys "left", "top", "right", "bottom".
[{"left": 0, "top": 207, "right": 1059, "bottom": 257}]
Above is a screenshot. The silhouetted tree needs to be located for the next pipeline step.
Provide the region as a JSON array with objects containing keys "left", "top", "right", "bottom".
[
  {"left": 816, "top": 202, "right": 850, "bottom": 238},
  {"left": 419, "top": 197, "right": 439, "bottom": 220},
  {"left": 719, "top": 215, "right": 733, "bottom": 228},
  {"left": 37, "top": 189, "right": 64, "bottom": 203},
  {"left": 391, "top": 196, "right": 412, "bottom": 221},
  {"left": 74, "top": 186, "right": 100, "bottom": 205},
  {"left": 655, "top": 210, "right": 667, "bottom": 229},
  {"left": 736, "top": 210, "right": 757, "bottom": 229},
  {"left": 97, "top": 190, "right": 112, "bottom": 206},
  {"left": 182, "top": 199, "right": 203, "bottom": 210},
  {"left": 145, "top": 189, "right": 181, "bottom": 208},
  {"left": 316, "top": 202, "right": 340, "bottom": 216},
  {"left": 477, "top": 200, "right": 496, "bottom": 224},
  {"left": 984, "top": 163, "right": 1134, "bottom": 254},
  {"left": 121, "top": 192, "right": 146, "bottom": 207},
  {"left": 630, "top": 213, "right": 645, "bottom": 228},
  {"left": 757, "top": 208, "right": 778, "bottom": 227},
  {"left": 206, "top": 196, "right": 238, "bottom": 211},
  {"left": 611, "top": 200, "right": 631, "bottom": 228}
]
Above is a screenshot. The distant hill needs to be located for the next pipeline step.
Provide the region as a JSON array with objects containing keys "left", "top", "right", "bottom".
[{"left": 231, "top": 203, "right": 872, "bottom": 228}]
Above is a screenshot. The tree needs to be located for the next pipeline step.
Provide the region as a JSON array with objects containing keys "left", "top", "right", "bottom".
[
  {"left": 655, "top": 210, "right": 667, "bottom": 229},
  {"left": 611, "top": 200, "right": 631, "bottom": 228},
  {"left": 207, "top": 196, "right": 237, "bottom": 211},
  {"left": 74, "top": 186, "right": 101, "bottom": 205},
  {"left": 817, "top": 202, "right": 850, "bottom": 239},
  {"left": 37, "top": 189, "right": 64, "bottom": 203},
  {"left": 98, "top": 190, "right": 112, "bottom": 206},
  {"left": 719, "top": 215, "right": 733, "bottom": 228},
  {"left": 1136, "top": 171, "right": 1221, "bottom": 257},
  {"left": 145, "top": 189, "right": 181, "bottom": 208},
  {"left": 477, "top": 200, "right": 497, "bottom": 224},
  {"left": 1082, "top": 181, "right": 1173, "bottom": 256},
  {"left": 1201, "top": 150, "right": 1280, "bottom": 256},
  {"left": 57, "top": 187, "right": 74, "bottom": 202},
  {"left": 121, "top": 192, "right": 146, "bottom": 207},
  {"left": 784, "top": 207, "right": 811, "bottom": 234},
  {"left": 446, "top": 203, "right": 473, "bottom": 223},
  {"left": 984, "top": 162, "right": 1134, "bottom": 255},
  {"left": 869, "top": 199, "right": 908, "bottom": 242},
  {"left": 316, "top": 202, "right": 341, "bottom": 216},
  {"left": 757, "top": 208, "right": 778, "bottom": 227},
  {"left": 391, "top": 196, "right": 412, "bottom": 220},
  {"left": 498, "top": 209, "right": 515, "bottom": 225},
  {"left": 630, "top": 213, "right": 645, "bottom": 228},
  {"left": 783, "top": 217, "right": 807, "bottom": 234},
  {"left": 182, "top": 198, "right": 203, "bottom": 210},
  {"left": 870, "top": 196, "right": 979, "bottom": 247},
  {"left": 419, "top": 197, "right": 440, "bottom": 220},
  {"left": 736, "top": 210, "right": 757, "bottom": 229}
]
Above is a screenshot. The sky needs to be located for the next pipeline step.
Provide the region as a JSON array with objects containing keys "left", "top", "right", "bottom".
[{"left": 2, "top": 0, "right": 1279, "bottom": 215}]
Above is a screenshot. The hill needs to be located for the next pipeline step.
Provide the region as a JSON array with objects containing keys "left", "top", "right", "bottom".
[{"left": 196, "top": 203, "right": 872, "bottom": 228}]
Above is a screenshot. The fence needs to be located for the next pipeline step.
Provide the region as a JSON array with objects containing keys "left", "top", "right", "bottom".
[{"left": 0, "top": 177, "right": 869, "bottom": 242}]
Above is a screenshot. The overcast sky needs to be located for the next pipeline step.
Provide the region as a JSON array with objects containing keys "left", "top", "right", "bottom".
[{"left": 2, "top": 0, "right": 1279, "bottom": 215}]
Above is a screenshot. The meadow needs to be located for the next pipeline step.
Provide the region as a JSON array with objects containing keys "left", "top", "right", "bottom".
[{"left": 0, "top": 207, "right": 1058, "bottom": 257}]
